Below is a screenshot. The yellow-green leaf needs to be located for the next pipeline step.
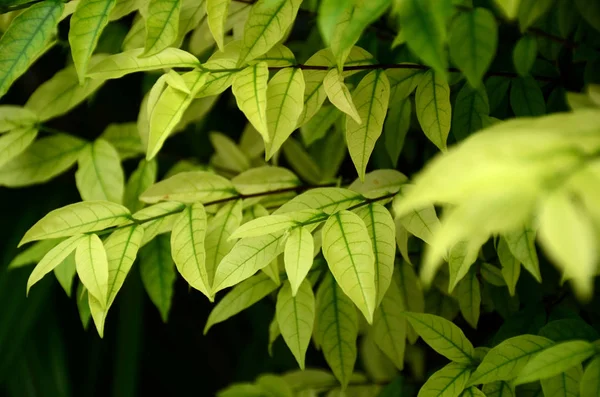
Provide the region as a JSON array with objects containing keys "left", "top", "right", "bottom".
[
  {"left": 0, "top": 0, "right": 63, "bottom": 99},
  {"left": 497, "top": 238, "right": 520, "bottom": 296},
  {"left": 315, "top": 273, "right": 359, "bottom": 388},
  {"left": 395, "top": 201, "right": 440, "bottom": 246},
  {"left": 205, "top": 200, "right": 243, "bottom": 286},
  {"left": 232, "top": 166, "right": 300, "bottom": 195},
  {"left": 139, "top": 234, "right": 176, "bottom": 322},
  {"left": 100, "top": 123, "right": 145, "bottom": 160},
  {"left": 541, "top": 366, "right": 583, "bottom": 397},
  {"left": 9, "top": 238, "right": 63, "bottom": 269},
  {"left": 144, "top": 0, "right": 181, "bottom": 56},
  {"left": 19, "top": 201, "right": 131, "bottom": 246},
  {"left": 284, "top": 226, "right": 314, "bottom": 296},
  {"left": 124, "top": 159, "right": 158, "bottom": 212},
  {"left": 105, "top": 225, "right": 144, "bottom": 308},
  {"left": 518, "top": 0, "right": 553, "bottom": 31},
  {"left": 453, "top": 270, "right": 481, "bottom": 329},
  {"left": 448, "top": 239, "right": 484, "bottom": 292},
  {"left": 276, "top": 280, "right": 315, "bottom": 369},
  {"left": 210, "top": 131, "right": 250, "bottom": 173},
  {"left": 171, "top": 202, "right": 212, "bottom": 299},
  {"left": 232, "top": 62, "right": 269, "bottom": 143},
  {"left": 276, "top": 187, "right": 362, "bottom": 215},
  {"left": 494, "top": 0, "right": 520, "bottom": 19},
  {"left": 0, "top": 106, "right": 37, "bottom": 132},
  {"left": 349, "top": 169, "right": 408, "bottom": 199},
  {"left": 75, "top": 139, "right": 125, "bottom": 204},
  {"left": 281, "top": 138, "right": 322, "bottom": 185},
  {"left": 88, "top": 287, "right": 107, "bottom": 337},
  {"left": 418, "top": 362, "right": 472, "bottom": 397},
  {"left": 323, "top": 68, "right": 361, "bottom": 124},
  {"left": 140, "top": 170, "right": 236, "bottom": 203},
  {"left": 26, "top": 235, "right": 86, "bottom": 294},
  {"left": 482, "top": 381, "right": 515, "bottom": 397},
  {"left": 0, "top": 127, "right": 37, "bottom": 168},
  {"left": 69, "top": 0, "right": 116, "bottom": 82},
  {"left": 265, "top": 68, "right": 305, "bottom": 159},
  {"left": 135, "top": 201, "right": 184, "bottom": 245},
  {"left": 322, "top": 210, "right": 376, "bottom": 323},
  {"left": 372, "top": 277, "right": 407, "bottom": 370},
  {"left": 415, "top": 70, "right": 451, "bottom": 151},
  {"left": 111, "top": 0, "right": 143, "bottom": 20},
  {"left": 54, "top": 253, "right": 76, "bottom": 297},
  {"left": 581, "top": 356, "right": 600, "bottom": 397},
  {"left": 236, "top": 0, "right": 302, "bottom": 66},
  {"left": 231, "top": 214, "right": 296, "bottom": 239},
  {"left": 75, "top": 234, "right": 109, "bottom": 307},
  {"left": 204, "top": 272, "right": 278, "bottom": 333},
  {"left": 206, "top": 0, "right": 231, "bottom": 50}
]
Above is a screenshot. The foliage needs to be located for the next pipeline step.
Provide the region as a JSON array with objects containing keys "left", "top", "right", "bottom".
[{"left": 1, "top": 0, "right": 600, "bottom": 395}]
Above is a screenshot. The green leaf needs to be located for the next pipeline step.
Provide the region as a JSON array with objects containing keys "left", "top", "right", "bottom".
[
  {"left": 171, "top": 202, "right": 212, "bottom": 299},
  {"left": 346, "top": 70, "right": 390, "bottom": 180},
  {"left": 502, "top": 226, "right": 541, "bottom": 283},
  {"left": 383, "top": 98, "right": 411, "bottom": 166},
  {"left": 9, "top": 238, "right": 63, "bottom": 269},
  {"left": 281, "top": 138, "right": 322, "bottom": 185},
  {"left": 69, "top": 0, "right": 116, "bottom": 82},
  {"left": 204, "top": 272, "right": 278, "bottom": 333},
  {"left": 387, "top": 68, "right": 424, "bottom": 104},
  {"left": 111, "top": 0, "right": 143, "bottom": 20},
  {"left": 394, "top": 262, "right": 425, "bottom": 344},
  {"left": 452, "top": 84, "right": 490, "bottom": 141},
  {"left": 206, "top": 0, "right": 231, "bottom": 50},
  {"left": 19, "top": 201, "right": 131, "bottom": 246},
  {"left": 349, "top": 169, "right": 408, "bottom": 199},
  {"left": 323, "top": 68, "right": 362, "bottom": 124},
  {"left": 449, "top": 8, "right": 498, "bottom": 88},
  {"left": 144, "top": 0, "right": 181, "bottom": 56},
  {"left": 86, "top": 48, "right": 199, "bottom": 80},
  {"left": 237, "top": 0, "right": 302, "bottom": 66},
  {"left": 25, "top": 56, "right": 107, "bottom": 121},
  {"left": 448, "top": 239, "right": 483, "bottom": 292},
  {"left": 518, "top": 0, "right": 553, "bottom": 31},
  {"left": 75, "top": 234, "right": 109, "bottom": 307},
  {"left": 541, "top": 366, "right": 583, "bottom": 397},
  {"left": 88, "top": 286, "right": 107, "bottom": 337},
  {"left": 0, "top": 134, "right": 86, "bottom": 187},
  {"left": 417, "top": 362, "right": 472, "bottom": 397},
  {"left": 54, "top": 253, "right": 77, "bottom": 297},
  {"left": 516, "top": 341, "right": 597, "bottom": 385},
  {"left": 322, "top": 210, "right": 376, "bottom": 323},
  {"left": 124, "top": 159, "right": 158, "bottom": 213},
  {"left": 77, "top": 284, "right": 92, "bottom": 330},
  {"left": 354, "top": 203, "right": 395, "bottom": 307},
  {"left": 494, "top": 0, "right": 521, "bottom": 19},
  {"left": 0, "top": 127, "right": 37, "bottom": 168},
  {"left": 402, "top": 312, "right": 475, "bottom": 364},
  {"left": 415, "top": 71, "right": 452, "bottom": 151},
  {"left": 284, "top": 226, "right": 314, "bottom": 297},
  {"left": 231, "top": 214, "right": 299, "bottom": 239},
  {"left": 0, "top": 106, "right": 37, "bottom": 132},
  {"left": 26, "top": 235, "right": 86, "bottom": 294},
  {"left": 147, "top": 71, "right": 207, "bottom": 159},
  {"left": 453, "top": 270, "right": 481, "bottom": 329},
  {"left": 276, "top": 188, "right": 363, "bottom": 215},
  {"left": 513, "top": 36, "right": 537, "bottom": 77},
  {"left": 265, "top": 68, "right": 305, "bottom": 159},
  {"left": 100, "top": 123, "right": 144, "bottom": 160},
  {"left": 485, "top": 76, "right": 511, "bottom": 113},
  {"left": 300, "top": 105, "right": 341, "bottom": 147},
  {"left": 468, "top": 335, "right": 554, "bottom": 385},
  {"left": 575, "top": 0, "right": 600, "bottom": 32},
  {"left": 372, "top": 277, "right": 407, "bottom": 370},
  {"left": 497, "top": 238, "right": 520, "bottom": 296},
  {"left": 510, "top": 76, "right": 545, "bottom": 117},
  {"left": 212, "top": 231, "right": 285, "bottom": 293},
  {"left": 139, "top": 234, "right": 176, "bottom": 322},
  {"left": 395, "top": 202, "right": 440, "bottom": 246},
  {"left": 539, "top": 319, "right": 600, "bottom": 343},
  {"left": 210, "top": 131, "right": 250, "bottom": 173},
  {"left": 396, "top": 0, "right": 447, "bottom": 79},
  {"left": 314, "top": 273, "right": 359, "bottom": 388},
  {"left": 0, "top": 0, "right": 63, "bottom": 99},
  {"left": 483, "top": 381, "right": 515, "bottom": 397},
  {"left": 134, "top": 201, "right": 184, "bottom": 245},
  {"left": 317, "top": 0, "right": 352, "bottom": 46},
  {"left": 176, "top": 0, "right": 208, "bottom": 45},
  {"left": 140, "top": 170, "right": 236, "bottom": 204},
  {"left": 581, "top": 357, "right": 600, "bottom": 397},
  {"left": 232, "top": 62, "right": 269, "bottom": 142},
  {"left": 538, "top": 191, "right": 596, "bottom": 299},
  {"left": 75, "top": 139, "right": 125, "bottom": 204},
  {"left": 276, "top": 280, "right": 315, "bottom": 369},
  {"left": 205, "top": 200, "right": 243, "bottom": 287},
  {"left": 460, "top": 387, "right": 487, "bottom": 397}
]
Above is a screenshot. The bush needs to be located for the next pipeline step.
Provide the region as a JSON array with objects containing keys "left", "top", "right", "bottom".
[{"left": 1, "top": 0, "right": 600, "bottom": 396}]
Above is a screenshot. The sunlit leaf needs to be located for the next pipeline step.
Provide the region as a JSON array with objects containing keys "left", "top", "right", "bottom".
[
  {"left": 139, "top": 234, "right": 176, "bottom": 322},
  {"left": 0, "top": 127, "right": 37, "bottom": 168},
  {"left": 124, "top": 159, "right": 158, "bottom": 213},
  {"left": 140, "top": 170, "right": 236, "bottom": 204},
  {"left": 541, "top": 366, "right": 583, "bottom": 397},
  {"left": 417, "top": 362, "right": 472, "bottom": 397},
  {"left": 232, "top": 62, "right": 269, "bottom": 142},
  {"left": 54, "top": 253, "right": 77, "bottom": 297},
  {"left": 494, "top": 0, "right": 521, "bottom": 19},
  {"left": 284, "top": 226, "right": 314, "bottom": 296},
  {"left": 372, "top": 277, "right": 406, "bottom": 370},
  {"left": 448, "top": 239, "right": 483, "bottom": 292},
  {"left": 415, "top": 71, "right": 451, "bottom": 151},
  {"left": 0, "top": 106, "right": 37, "bottom": 132},
  {"left": 581, "top": 357, "right": 600, "bottom": 397},
  {"left": 232, "top": 166, "right": 300, "bottom": 195},
  {"left": 205, "top": 200, "right": 243, "bottom": 286},
  {"left": 75, "top": 139, "right": 125, "bottom": 204},
  {"left": 99, "top": 123, "right": 145, "bottom": 160},
  {"left": 323, "top": 68, "right": 361, "bottom": 124},
  {"left": 144, "top": 0, "right": 181, "bottom": 56},
  {"left": 206, "top": 0, "right": 231, "bottom": 50},
  {"left": 453, "top": 270, "right": 481, "bottom": 329},
  {"left": 276, "top": 188, "right": 363, "bottom": 215},
  {"left": 75, "top": 234, "right": 109, "bottom": 307},
  {"left": 134, "top": 201, "right": 184, "bottom": 245},
  {"left": 210, "top": 131, "right": 250, "bottom": 173}
]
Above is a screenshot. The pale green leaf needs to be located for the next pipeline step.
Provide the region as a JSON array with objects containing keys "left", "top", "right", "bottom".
[
  {"left": 449, "top": 8, "right": 497, "bottom": 88},
  {"left": 498, "top": 238, "right": 520, "bottom": 296},
  {"left": 75, "top": 234, "right": 109, "bottom": 307},
  {"left": 417, "top": 362, "right": 472, "bottom": 397},
  {"left": 452, "top": 84, "right": 489, "bottom": 141},
  {"left": 323, "top": 68, "right": 361, "bottom": 124},
  {"left": 346, "top": 70, "right": 390, "bottom": 180},
  {"left": 0, "top": 106, "right": 37, "bottom": 132},
  {"left": 134, "top": 201, "right": 185, "bottom": 245},
  {"left": 0, "top": 0, "right": 63, "bottom": 99},
  {"left": 124, "top": 159, "right": 158, "bottom": 213},
  {"left": 144, "top": 0, "right": 181, "bottom": 56},
  {"left": 165, "top": 70, "right": 190, "bottom": 93},
  {"left": 122, "top": 12, "right": 145, "bottom": 50},
  {"left": 403, "top": 312, "right": 475, "bottom": 364},
  {"left": 513, "top": 35, "right": 537, "bottom": 77},
  {"left": 468, "top": 335, "right": 554, "bottom": 385},
  {"left": 236, "top": 0, "right": 302, "bottom": 66},
  {"left": 99, "top": 123, "right": 145, "bottom": 160},
  {"left": 86, "top": 48, "right": 199, "bottom": 80},
  {"left": 502, "top": 226, "right": 541, "bottom": 282},
  {"left": 281, "top": 137, "right": 322, "bottom": 185},
  {"left": 372, "top": 277, "right": 407, "bottom": 370},
  {"left": 206, "top": 0, "right": 231, "bottom": 50},
  {"left": 284, "top": 227, "right": 314, "bottom": 297},
  {"left": 239, "top": 123, "right": 266, "bottom": 159},
  {"left": 349, "top": 169, "right": 407, "bottom": 199},
  {"left": 77, "top": 284, "right": 92, "bottom": 330},
  {"left": 194, "top": 57, "right": 238, "bottom": 98},
  {"left": 395, "top": 200, "right": 440, "bottom": 246},
  {"left": 9, "top": 238, "right": 63, "bottom": 269},
  {"left": 383, "top": 98, "right": 411, "bottom": 166},
  {"left": 210, "top": 131, "right": 250, "bottom": 173},
  {"left": 581, "top": 357, "right": 600, "bottom": 397},
  {"left": 147, "top": 71, "right": 207, "bottom": 159},
  {"left": 315, "top": 273, "right": 359, "bottom": 388},
  {"left": 265, "top": 68, "right": 305, "bottom": 159},
  {"left": 494, "top": 0, "right": 520, "bottom": 19},
  {"left": 518, "top": 0, "right": 553, "bottom": 31},
  {"left": 54, "top": 253, "right": 76, "bottom": 297},
  {"left": 453, "top": 270, "right": 480, "bottom": 329},
  {"left": 232, "top": 62, "right": 269, "bottom": 142},
  {"left": 415, "top": 70, "right": 451, "bottom": 151},
  {"left": 479, "top": 263, "right": 506, "bottom": 287},
  {"left": 0, "top": 127, "right": 37, "bottom": 168},
  {"left": 140, "top": 170, "right": 236, "bottom": 204},
  {"left": 20, "top": 201, "right": 131, "bottom": 246},
  {"left": 394, "top": 221, "right": 411, "bottom": 266},
  {"left": 111, "top": 0, "right": 143, "bottom": 20},
  {"left": 510, "top": 77, "right": 545, "bottom": 117},
  {"left": 516, "top": 341, "right": 597, "bottom": 385},
  {"left": 483, "top": 381, "right": 515, "bottom": 397},
  {"left": 276, "top": 188, "right": 363, "bottom": 215},
  {"left": 232, "top": 166, "right": 299, "bottom": 194},
  {"left": 322, "top": 210, "right": 376, "bottom": 323},
  {"left": 204, "top": 272, "right": 278, "bottom": 333},
  {"left": 69, "top": 0, "right": 116, "bottom": 82},
  {"left": 541, "top": 366, "right": 582, "bottom": 397},
  {"left": 176, "top": 0, "right": 207, "bottom": 45},
  {"left": 212, "top": 231, "right": 285, "bottom": 293},
  {"left": 88, "top": 288, "right": 107, "bottom": 337},
  {"left": 276, "top": 280, "right": 315, "bottom": 369},
  {"left": 395, "top": 264, "right": 424, "bottom": 344},
  {"left": 396, "top": 0, "right": 447, "bottom": 79},
  {"left": 105, "top": 225, "right": 144, "bottom": 308},
  {"left": 538, "top": 191, "right": 597, "bottom": 299},
  {"left": 27, "top": 235, "right": 85, "bottom": 294},
  {"left": 139, "top": 234, "right": 176, "bottom": 322},
  {"left": 300, "top": 105, "right": 341, "bottom": 147},
  {"left": 448, "top": 239, "right": 483, "bottom": 292},
  {"left": 75, "top": 139, "right": 125, "bottom": 204},
  {"left": 231, "top": 214, "right": 297, "bottom": 239},
  {"left": 171, "top": 202, "right": 212, "bottom": 299},
  {"left": 205, "top": 200, "right": 243, "bottom": 286},
  {"left": 387, "top": 67, "right": 424, "bottom": 105}
]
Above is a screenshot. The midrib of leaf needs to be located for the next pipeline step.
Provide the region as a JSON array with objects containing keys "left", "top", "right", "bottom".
[
  {"left": 272, "top": 69, "right": 297, "bottom": 134},
  {"left": 106, "top": 226, "right": 136, "bottom": 304},
  {"left": 367, "top": 205, "right": 381, "bottom": 299},
  {"left": 79, "top": 0, "right": 115, "bottom": 61},
  {"left": 90, "top": 144, "right": 111, "bottom": 200},
  {"left": 24, "top": 141, "right": 87, "bottom": 171},
  {"left": 431, "top": 77, "right": 443, "bottom": 143},
  {"left": 241, "top": 0, "right": 286, "bottom": 65},
  {"left": 409, "top": 314, "right": 472, "bottom": 360},
  {"left": 331, "top": 277, "right": 347, "bottom": 382},
  {"left": 180, "top": 0, "right": 206, "bottom": 34},
  {"left": 154, "top": 237, "right": 169, "bottom": 305},
  {"left": 252, "top": 65, "right": 265, "bottom": 127},
  {"left": 86, "top": 236, "right": 102, "bottom": 300},
  {"left": 469, "top": 13, "right": 477, "bottom": 75},
  {"left": 187, "top": 207, "right": 202, "bottom": 275},
  {"left": 209, "top": 203, "right": 236, "bottom": 281},
  {"left": 379, "top": 303, "right": 401, "bottom": 360},
  {"left": 147, "top": 0, "right": 180, "bottom": 51},
  {"left": 440, "top": 366, "right": 471, "bottom": 394},
  {"left": 360, "top": 71, "right": 381, "bottom": 168}
]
